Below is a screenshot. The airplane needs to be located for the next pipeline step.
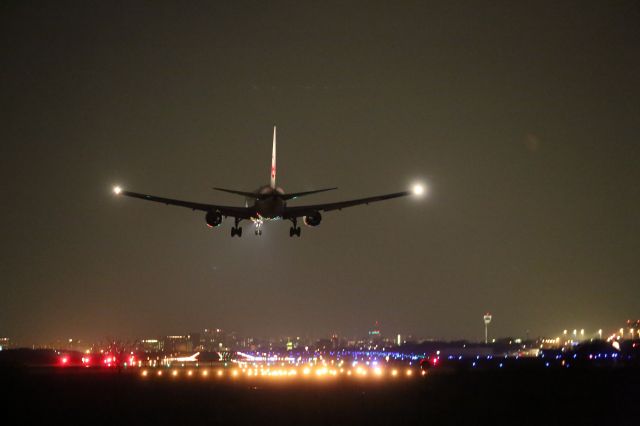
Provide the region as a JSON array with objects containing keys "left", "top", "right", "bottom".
[
  {"left": 165, "top": 352, "right": 200, "bottom": 363},
  {"left": 113, "top": 126, "right": 425, "bottom": 237}
]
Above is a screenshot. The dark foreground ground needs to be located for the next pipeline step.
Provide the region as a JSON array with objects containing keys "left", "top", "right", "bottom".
[{"left": 3, "top": 366, "right": 640, "bottom": 425}]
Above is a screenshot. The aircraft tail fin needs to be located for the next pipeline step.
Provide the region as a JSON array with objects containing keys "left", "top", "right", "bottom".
[{"left": 270, "top": 126, "right": 277, "bottom": 189}]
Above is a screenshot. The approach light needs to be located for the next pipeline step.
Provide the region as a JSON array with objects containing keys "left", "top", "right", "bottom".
[{"left": 113, "top": 186, "right": 122, "bottom": 195}]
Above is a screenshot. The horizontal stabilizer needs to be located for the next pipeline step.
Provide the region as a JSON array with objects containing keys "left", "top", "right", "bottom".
[
  {"left": 282, "top": 187, "right": 338, "bottom": 200},
  {"left": 213, "top": 187, "right": 259, "bottom": 198}
]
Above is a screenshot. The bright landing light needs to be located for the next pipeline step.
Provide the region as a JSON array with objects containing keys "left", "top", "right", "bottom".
[
  {"left": 113, "top": 185, "right": 122, "bottom": 195},
  {"left": 412, "top": 183, "right": 426, "bottom": 196}
]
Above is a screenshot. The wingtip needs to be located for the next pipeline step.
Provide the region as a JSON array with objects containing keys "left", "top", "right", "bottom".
[{"left": 411, "top": 183, "right": 427, "bottom": 196}]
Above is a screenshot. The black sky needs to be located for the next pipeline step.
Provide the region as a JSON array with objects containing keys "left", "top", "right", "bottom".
[{"left": 1, "top": 0, "right": 639, "bottom": 344}]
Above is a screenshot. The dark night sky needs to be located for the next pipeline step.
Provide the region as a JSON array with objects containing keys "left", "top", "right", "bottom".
[{"left": 1, "top": 1, "right": 639, "bottom": 344}]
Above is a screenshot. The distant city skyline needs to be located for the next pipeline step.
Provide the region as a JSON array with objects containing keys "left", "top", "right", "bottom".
[{"left": 4, "top": 318, "right": 637, "bottom": 350}]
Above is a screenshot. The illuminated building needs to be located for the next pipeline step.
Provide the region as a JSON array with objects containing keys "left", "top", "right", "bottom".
[
  {"left": 626, "top": 320, "right": 640, "bottom": 339},
  {"left": 316, "top": 338, "right": 332, "bottom": 351},
  {"left": 163, "top": 336, "right": 190, "bottom": 353},
  {"left": 139, "top": 339, "right": 163, "bottom": 352},
  {"left": 202, "top": 328, "right": 227, "bottom": 351},
  {"left": 369, "top": 321, "right": 382, "bottom": 344},
  {"left": 187, "top": 333, "right": 201, "bottom": 352},
  {"left": 0, "top": 337, "right": 10, "bottom": 351},
  {"left": 331, "top": 334, "right": 339, "bottom": 350}
]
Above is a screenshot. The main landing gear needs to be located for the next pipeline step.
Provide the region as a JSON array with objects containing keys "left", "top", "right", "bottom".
[
  {"left": 289, "top": 218, "right": 301, "bottom": 237},
  {"left": 231, "top": 218, "right": 243, "bottom": 237}
]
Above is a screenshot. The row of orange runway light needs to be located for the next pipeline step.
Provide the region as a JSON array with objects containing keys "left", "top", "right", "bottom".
[{"left": 140, "top": 365, "right": 425, "bottom": 380}]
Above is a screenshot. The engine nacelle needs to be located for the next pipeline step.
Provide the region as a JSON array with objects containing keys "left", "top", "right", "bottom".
[
  {"left": 303, "top": 211, "right": 322, "bottom": 227},
  {"left": 205, "top": 210, "right": 223, "bottom": 227}
]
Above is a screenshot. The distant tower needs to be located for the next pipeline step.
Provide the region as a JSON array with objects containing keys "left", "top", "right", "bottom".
[
  {"left": 483, "top": 313, "right": 492, "bottom": 344},
  {"left": 368, "top": 321, "right": 382, "bottom": 344}
]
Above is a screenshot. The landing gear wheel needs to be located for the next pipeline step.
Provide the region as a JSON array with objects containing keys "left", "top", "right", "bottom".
[
  {"left": 289, "top": 218, "right": 301, "bottom": 237},
  {"left": 231, "top": 217, "right": 243, "bottom": 237}
]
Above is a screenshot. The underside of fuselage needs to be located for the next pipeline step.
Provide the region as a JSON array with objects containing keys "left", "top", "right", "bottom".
[{"left": 249, "top": 185, "right": 286, "bottom": 220}]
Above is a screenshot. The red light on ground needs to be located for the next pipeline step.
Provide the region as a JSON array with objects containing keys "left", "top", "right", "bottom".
[
  {"left": 60, "top": 356, "right": 69, "bottom": 365},
  {"left": 102, "top": 355, "right": 116, "bottom": 367},
  {"left": 432, "top": 358, "right": 438, "bottom": 366}
]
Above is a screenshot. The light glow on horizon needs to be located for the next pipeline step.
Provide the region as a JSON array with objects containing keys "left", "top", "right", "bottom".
[{"left": 138, "top": 364, "right": 425, "bottom": 381}]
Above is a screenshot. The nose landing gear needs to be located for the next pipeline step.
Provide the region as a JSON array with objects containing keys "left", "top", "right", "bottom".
[{"left": 254, "top": 218, "right": 264, "bottom": 236}]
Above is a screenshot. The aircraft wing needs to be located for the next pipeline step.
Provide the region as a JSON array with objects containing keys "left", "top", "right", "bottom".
[
  {"left": 118, "top": 190, "right": 254, "bottom": 219},
  {"left": 283, "top": 190, "right": 411, "bottom": 218}
]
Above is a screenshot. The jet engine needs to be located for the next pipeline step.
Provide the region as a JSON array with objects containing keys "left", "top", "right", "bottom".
[
  {"left": 303, "top": 211, "right": 322, "bottom": 227},
  {"left": 205, "top": 210, "right": 223, "bottom": 227}
]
